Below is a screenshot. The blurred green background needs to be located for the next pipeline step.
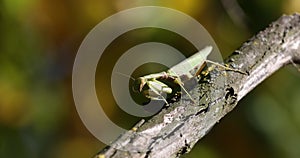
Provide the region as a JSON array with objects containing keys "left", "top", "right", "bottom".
[{"left": 0, "top": 0, "right": 300, "bottom": 158}]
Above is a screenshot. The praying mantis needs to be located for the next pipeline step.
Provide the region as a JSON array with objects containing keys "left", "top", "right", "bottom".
[{"left": 134, "top": 46, "right": 247, "bottom": 105}]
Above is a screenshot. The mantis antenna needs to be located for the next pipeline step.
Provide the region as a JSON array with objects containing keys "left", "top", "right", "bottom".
[{"left": 115, "top": 72, "right": 136, "bottom": 81}]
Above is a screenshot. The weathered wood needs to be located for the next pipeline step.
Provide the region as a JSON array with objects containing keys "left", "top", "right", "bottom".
[{"left": 95, "top": 13, "right": 300, "bottom": 158}]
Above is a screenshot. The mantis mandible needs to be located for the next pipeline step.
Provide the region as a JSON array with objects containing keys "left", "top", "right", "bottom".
[{"left": 136, "top": 46, "right": 247, "bottom": 105}]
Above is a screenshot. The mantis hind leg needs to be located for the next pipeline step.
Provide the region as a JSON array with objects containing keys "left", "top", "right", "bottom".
[{"left": 205, "top": 60, "right": 248, "bottom": 75}]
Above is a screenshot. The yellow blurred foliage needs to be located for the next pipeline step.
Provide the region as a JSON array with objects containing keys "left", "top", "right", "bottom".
[
  {"left": 2, "top": 0, "right": 35, "bottom": 19},
  {"left": 0, "top": 81, "right": 29, "bottom": 126},
  {"left": 51, "top": 137, "right": 100, "bottom": 158},
  {"left": 114, "top": 0, "right": 207, "bottom": 16},
  {"left": 283, "top": 0, "right": 300, "bottom": 13}
]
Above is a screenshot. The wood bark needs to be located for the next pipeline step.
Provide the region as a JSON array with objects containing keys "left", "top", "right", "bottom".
[{"left": 95, "top": 13, "right": 300, "bottom": 158}]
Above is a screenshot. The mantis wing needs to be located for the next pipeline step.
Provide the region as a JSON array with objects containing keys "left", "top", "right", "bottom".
[{"left": 167, "top": 46, "right": 213, "bottom": 80}]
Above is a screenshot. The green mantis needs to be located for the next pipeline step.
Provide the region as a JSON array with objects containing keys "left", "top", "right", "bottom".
[{"left": 135, "top": 46, "right": 246, "bottom": 105}]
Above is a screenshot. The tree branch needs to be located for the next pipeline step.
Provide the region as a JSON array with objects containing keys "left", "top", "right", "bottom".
[{"left": 95, "top": 13, "right": 300, "bottom": 158}]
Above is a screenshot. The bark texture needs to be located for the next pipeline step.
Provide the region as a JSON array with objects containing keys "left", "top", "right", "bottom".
[{"left": 95, "top": 13, "right": 300, "bottom": 158}]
